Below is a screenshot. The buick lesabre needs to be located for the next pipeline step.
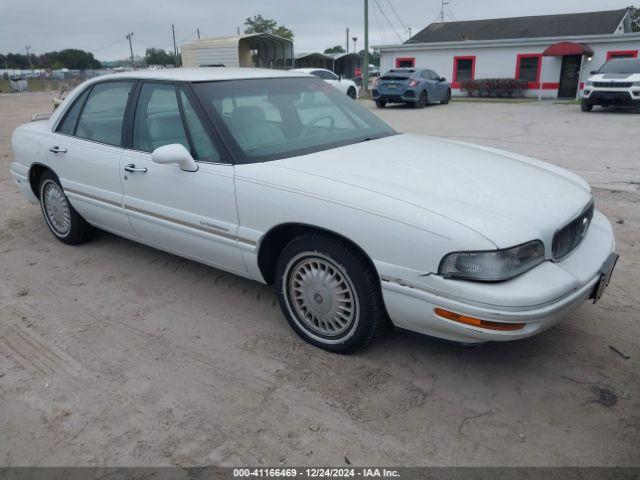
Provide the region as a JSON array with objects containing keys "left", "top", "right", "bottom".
[{"left": 10, "top": 68, "right": 617, "bottom": 352}]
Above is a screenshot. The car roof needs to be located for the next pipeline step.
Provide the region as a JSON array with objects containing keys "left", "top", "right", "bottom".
[{"left": 92, "top": 67, "right": 309, "bottom": 82}]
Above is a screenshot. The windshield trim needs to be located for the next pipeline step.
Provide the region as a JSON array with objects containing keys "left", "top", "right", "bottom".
[{"left": 190, "top": 77, "right": 398, "bottom": 165}]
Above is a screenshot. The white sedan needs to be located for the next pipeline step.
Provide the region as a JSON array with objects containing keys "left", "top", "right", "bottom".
[
  {"left": 292, "top": 68, "right": 359, "bottom": 98},
  {"left": 10, "top": 68, "right": 617, "bottom": 353}
]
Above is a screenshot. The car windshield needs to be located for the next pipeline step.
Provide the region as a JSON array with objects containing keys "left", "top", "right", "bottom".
[
  {"left": 192, "top": 77, "right": 396, "bottom": 163},
  {"left": 598, "top": 59, "right": 640, "bottom": 74}
]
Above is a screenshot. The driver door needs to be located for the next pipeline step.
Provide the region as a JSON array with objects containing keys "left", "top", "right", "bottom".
[{"left": 119, "top": 81, "right": 246, "bottom": 276}]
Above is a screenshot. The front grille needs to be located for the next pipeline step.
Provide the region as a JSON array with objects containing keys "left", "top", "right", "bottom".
[
  {"left": 552, "top": 201, "right": 594, "bottom": 260},
  {"left": 593, "top": 82, "right": 633, "bottom": 88}
]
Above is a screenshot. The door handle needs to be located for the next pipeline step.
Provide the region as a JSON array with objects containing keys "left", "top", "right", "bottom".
[
  {"left": 49, "top": 146, "right": 67, "bottom": 154},
  {"left": 124, "top": 164, "right": 148, "bottom": 173}
]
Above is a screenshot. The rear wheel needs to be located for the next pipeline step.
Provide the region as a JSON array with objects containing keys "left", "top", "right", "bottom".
[
  {"left": 39, "top": 171, "right": 93, "bottom": 245},
  {"left": 441, "top": 89, "right": 451, "bottom": 104},
  {"left": 375, "top": 99, "right": 386, "bottom": 108},
  {"left": 581, "top": 101, "right": 593, "bottom": 112},
  {"left": 415, "top": 90, "right": 428, "bottom": 108},
  {"left": 275, "top": 233, "right": 385, "bottom": 353},
  {"left": 347, "top": 87, "right": 357, "bottom": 99}
]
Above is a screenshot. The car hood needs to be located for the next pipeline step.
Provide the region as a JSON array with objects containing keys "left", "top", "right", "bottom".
[
  {"left": 588, "top": 73, "right": 640, "bottom": 81},
  {"left": 269, "top": 134, "right": 592, "bottom": 249}
]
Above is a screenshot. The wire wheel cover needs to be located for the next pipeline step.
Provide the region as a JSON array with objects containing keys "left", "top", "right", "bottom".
[
  {"left": 287, "top": 255, "right": 358, "bottom": 337},
  {"left": 43, "top": 181, "right": 71, "bottom": 235}
]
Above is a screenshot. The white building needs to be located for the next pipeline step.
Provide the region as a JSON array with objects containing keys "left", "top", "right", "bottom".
[{"left": 377, "top": 9, "right": 640, "bottom": 98}]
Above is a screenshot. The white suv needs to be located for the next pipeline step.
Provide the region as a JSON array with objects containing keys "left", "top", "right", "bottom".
[{"left": 581, "top": 58, "right": 640, "bottom": 113}]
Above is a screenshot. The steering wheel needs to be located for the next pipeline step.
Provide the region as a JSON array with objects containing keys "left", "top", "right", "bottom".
[{"left": 300, "top": 114, "right": 335, "bottom": 136}]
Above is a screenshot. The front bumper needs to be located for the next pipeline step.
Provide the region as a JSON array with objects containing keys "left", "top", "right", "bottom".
[
  {"left": 380, "top": 210, "right": 616, "bottom": 343},
  {"left": 582, "top": 88, "right": 640, "bottom": 107}
]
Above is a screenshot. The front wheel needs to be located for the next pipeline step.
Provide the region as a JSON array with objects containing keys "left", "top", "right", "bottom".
[
  {"left": 39, "top": 171, "right": 94, "bottom": 245},
  {"left": 347, "top": 87, "right": 357, "bottom": 99},
  {"left": 375, "top": 99, "right": 386, "bottom": 108},
  {"left": 275, "top": 234, "right": 385, "bottom": 353},
  {"left": 441, "top": 89, "right": 451, "bottom": 104},
  {"left": 581, "top": 101, "right": 593, "bottom": 112}
]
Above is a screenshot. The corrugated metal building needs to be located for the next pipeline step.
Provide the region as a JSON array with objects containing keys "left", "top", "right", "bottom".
[{"left": 182, "top": 33, "right": 294, "bottom": 69}]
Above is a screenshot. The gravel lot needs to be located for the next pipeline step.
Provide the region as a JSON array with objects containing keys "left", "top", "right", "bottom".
[{"left": 0, "top": 92, "right": 638, "bottom": 467}]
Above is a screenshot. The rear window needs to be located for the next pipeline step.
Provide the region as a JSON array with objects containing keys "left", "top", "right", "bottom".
[
  {"left": 598, "top": 59, "right": 640, "bottom": 74},
  {"left": 381, "top": 73, "right": 413, "bottom": 81}
]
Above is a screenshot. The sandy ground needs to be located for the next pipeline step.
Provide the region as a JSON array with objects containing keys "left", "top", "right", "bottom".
[{"left": 0, "top": 92, "right": 638, "bottom": 467}]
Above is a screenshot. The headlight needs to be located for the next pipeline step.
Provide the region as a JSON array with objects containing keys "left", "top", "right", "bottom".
[
  {"left": 633, "top": 81, "right": 640, "bottom": 87},
  {"left": 439, "top": 240, "right": 545, "bottom": 282},
  {"left": 586, "top": 81, "right": 594, "bottom": 87}
]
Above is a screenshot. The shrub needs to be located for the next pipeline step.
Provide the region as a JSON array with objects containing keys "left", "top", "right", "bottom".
[{"left": 460, "top": 78, "right": 528, "bottom": 98}]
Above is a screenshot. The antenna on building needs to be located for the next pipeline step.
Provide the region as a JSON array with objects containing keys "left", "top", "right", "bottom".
[{"left": 438, "top": 0, "right": 450, "bottom": 22}]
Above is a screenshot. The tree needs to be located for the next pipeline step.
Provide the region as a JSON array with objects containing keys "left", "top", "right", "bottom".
[
  {"left": 629, "top": 6, "right": 640, "bottom": 32},
  {"left": 359, "top": 49, "right": 380, "bottom": 66},
  {"left": 145, "top": 48, "right": 176, "bottom": 66},
  {"left": 244, "top": 14, "right": 294, "bottom": 39},
  {"left": 324, "top": 45, "right": 345, "bottom": 54}
]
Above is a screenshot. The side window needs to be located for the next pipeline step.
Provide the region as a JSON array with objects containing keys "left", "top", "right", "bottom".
[
  {"left": 133, "top": 83, "right": 189, "bottom": 153},
  {"left": 179, "top": 88, "right": 220, "bottom": 162},
  {"left": 421, "top": 71, "right": 430, "bottom": 80},
  {"left": 75, "top": 81, "right": 134, "bottom": 146},
  {"left": 57, "top": 87, "right": 90, "bottom": 135},
  {"left": 310, "top": 70, "right": 323, "bottom": 79},
  {"left": 324, "top": 71, "right": 339, "bottom": 81}
]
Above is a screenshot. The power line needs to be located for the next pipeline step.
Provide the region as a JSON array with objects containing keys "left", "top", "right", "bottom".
[
  {"left": 89, "top": 36, "right": 128, "bottom": 54},
  {"left": 385, "top": 0, "right": 407, "bottom": 29},
  {"left": 372, "top": 0, "right": 403, "bottom": 43}
]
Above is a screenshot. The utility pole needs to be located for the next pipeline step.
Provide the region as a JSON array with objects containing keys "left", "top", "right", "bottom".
[
  {"left": 172, "top": 24, "right": 178, "bottom": 67},
  {"left": 125, "top": 33, "right": 135, "bottom": 70},
  {"left": 346, "top": 27, "right": 350, "bottom": 53},
  {"left": 197, "top": 28, "right": 201, "bottom": 39},
  {"left": 439, "top": 0, "right": 450, "bottom": 22},
  {"left": 363, "top": 0, "right": 369, "bottom": 93},
  {"left": 25, "top": 45, "right": 34, "bottom": 73}
]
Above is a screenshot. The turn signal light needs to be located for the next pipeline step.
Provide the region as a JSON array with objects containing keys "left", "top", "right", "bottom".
[
  {"left": 434, "top": 308, "right": 525, "bottom": 331},
  {"left": 409, "top": 79, "right": 419, "bottom": 87}
]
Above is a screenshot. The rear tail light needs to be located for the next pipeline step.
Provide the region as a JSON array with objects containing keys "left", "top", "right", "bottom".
[{"left": 409, "top": 79, "right": 419, "bottom": 88}]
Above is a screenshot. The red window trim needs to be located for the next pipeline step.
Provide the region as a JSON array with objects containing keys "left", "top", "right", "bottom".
[
  {"left": 515, "top": 53, "right": 543, "bottom": 89},
  {"left": 606, "top": 50, "right": 639, "bottom": 61},
  {"left": 395, "top": 57, "right": 415, "bottom": 68},
  {"left": 452, "top": 56, "right": 476, "bottom": 88}
]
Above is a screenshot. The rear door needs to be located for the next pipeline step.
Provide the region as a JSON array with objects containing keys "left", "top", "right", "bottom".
[
  {"left": 119, "top": 81, "right": 245, "bottom": 275},
  {"left": 49, "top": 80, "right": 136, "bottom": 237}
]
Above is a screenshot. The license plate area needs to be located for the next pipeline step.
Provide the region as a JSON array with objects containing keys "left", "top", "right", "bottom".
[{"left": 591, "top": 253, "right": 619, "bottom": 303}]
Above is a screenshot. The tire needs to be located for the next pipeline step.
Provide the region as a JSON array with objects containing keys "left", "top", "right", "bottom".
[
  {"left": 415, "top": 90, "right": 428, "bottom": 108},
  {"left": 347, "top": 87, "right": 357, "bottom": 99},
  {"left": 39, "top": 171, "right": 94, "bottom": 245},
  {"left": 375, "top": 99, "right": 386, "bottom": 108},
  {"left": 581, "top": 101, "right": 593, "bottom": 112},
  {"left": 275, "top": 233, "right": 385, "bottom": 353},
  {"left": 441, "top": 89, "right": 451, "bottom": 105}
]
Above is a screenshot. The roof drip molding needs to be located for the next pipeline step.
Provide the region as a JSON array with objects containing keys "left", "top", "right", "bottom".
[{"left": 543, "top": 42, "right": 594, "bottom": 56}]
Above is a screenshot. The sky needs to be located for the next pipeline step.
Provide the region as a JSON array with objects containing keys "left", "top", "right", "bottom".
[{"left": 1, "top": 0, "right": 634, "bottom": 61}]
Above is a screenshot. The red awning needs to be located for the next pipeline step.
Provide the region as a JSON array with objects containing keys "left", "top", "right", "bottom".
[{"left": 543, "top": 42, "right": 594, "bottom": 57}]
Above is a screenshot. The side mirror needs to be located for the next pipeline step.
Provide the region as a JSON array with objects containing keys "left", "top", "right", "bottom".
[
  {"left": 338, "top": 74, "right": 342, "bottom": 81},
  {"left": 590, "top": 70, "right": 597, "bottom": 75},
  {"left": 439, "top": 77, "right": 447, "bottom": 82},
  {"left": 151, "top": 144, "right": 198, "bottom": 172}
]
